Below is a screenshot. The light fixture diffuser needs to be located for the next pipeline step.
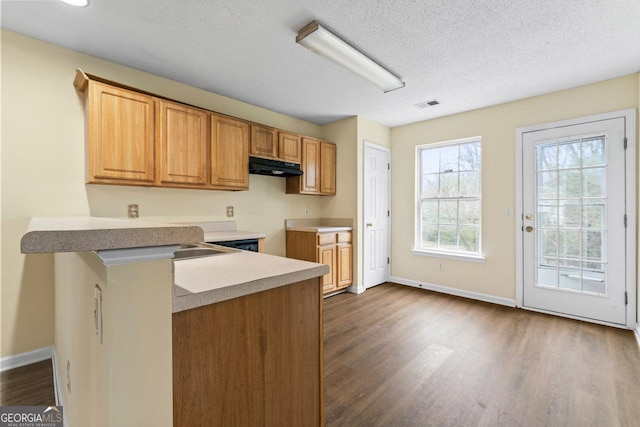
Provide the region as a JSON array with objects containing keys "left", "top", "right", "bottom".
[
  {"left": 296, "top": 21, "right": 405, "bottom": 93},
  {"left": 60, "top": 0, "right": 89, "bottom": 7}
]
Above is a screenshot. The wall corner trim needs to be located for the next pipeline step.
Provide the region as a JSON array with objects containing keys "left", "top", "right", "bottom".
[
  {"left": 634, "top": 327, "right": 640, "bottom": 352},
  {"left": 389, "top": 276, "right": 516, "bottom": 307}
]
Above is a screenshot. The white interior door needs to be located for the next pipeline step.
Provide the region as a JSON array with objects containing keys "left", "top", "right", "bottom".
[
  {"left": 364, "top": 142, "right": 390, "bottom": 289},
  {"left": 518, "top": 112, "right": 635, "bottom": 327}
]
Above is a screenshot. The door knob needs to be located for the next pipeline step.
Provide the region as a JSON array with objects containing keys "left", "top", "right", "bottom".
[{"left": 525, "top": 226, "right": 534, "bottom": 232}]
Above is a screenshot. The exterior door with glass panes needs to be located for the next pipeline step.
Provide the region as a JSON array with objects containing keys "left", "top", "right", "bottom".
[{"left": 522, "top": 117, "right": 627, "bottom": 325}]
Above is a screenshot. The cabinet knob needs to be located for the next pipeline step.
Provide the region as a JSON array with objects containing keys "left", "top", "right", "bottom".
[{"left": 366, "top": 223, "right": 373, "bottom": 227}]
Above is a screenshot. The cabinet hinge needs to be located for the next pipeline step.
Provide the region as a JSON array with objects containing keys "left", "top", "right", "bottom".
[
  {"left": 387, "top": 257, "right": 390, "bottom": 265},
  {"left": 624, "top": 214, "right": 628, "bottom": 228},
  {"left": 625, "top": 292, "right": 628, "bottom": 305},
  {"left": 387, "top": 210, "right": 390, "bottom": 217},
  {"left": 624, "top": 137, "right": 628, "bottom": 150},
  {"left": 388, "top": 163, "right": 390, "bottom": 170}
]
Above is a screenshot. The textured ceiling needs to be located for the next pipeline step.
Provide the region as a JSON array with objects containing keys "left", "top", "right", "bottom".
[{"left": 2, "top": 0, "right": 640, "bottom": 127}]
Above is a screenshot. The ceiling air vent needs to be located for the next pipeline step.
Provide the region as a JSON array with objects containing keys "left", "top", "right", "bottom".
[{"left": 415, "top": 99, "right": 440, "bottom": 108}]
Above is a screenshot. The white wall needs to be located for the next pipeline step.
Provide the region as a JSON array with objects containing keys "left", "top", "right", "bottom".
[
  {"left": 390, "top": 74, "right": 639, "bottom": 301},
  {"left": 0, "top": 30, "right": 335, "bottom": 357}
]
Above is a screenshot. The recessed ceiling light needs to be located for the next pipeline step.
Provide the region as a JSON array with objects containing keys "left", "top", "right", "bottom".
[
  {"left": 60, "top": 0, "right": 89, "bottom": 7},
  {"left": 414, "top": 100, "right": 440, "bottom": 108}
]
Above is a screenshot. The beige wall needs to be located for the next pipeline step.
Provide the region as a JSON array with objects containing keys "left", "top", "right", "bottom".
[
  {"left": 0, "top": 30, "right": 332, "bottom": 357},
  {"left": 391, "top": 74, "right": 639, "bottom": 300}
]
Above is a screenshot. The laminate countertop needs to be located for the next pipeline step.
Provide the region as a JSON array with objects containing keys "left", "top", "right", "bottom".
[
  {"left": 172, "top": 249, "right": 328, "bottom": 312},
  {"left": 21, "top": 217, "right": 203, "bottom": 254}
]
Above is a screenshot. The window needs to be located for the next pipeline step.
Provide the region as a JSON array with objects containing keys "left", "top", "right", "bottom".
[{"left": 414, "top": 137, "right": 483, "bottom": 261}]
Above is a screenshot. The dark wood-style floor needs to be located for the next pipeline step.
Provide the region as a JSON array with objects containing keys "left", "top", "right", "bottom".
[
  {"left": 0, "top": 359, "right": 56, "bottom": 406},
  {"left": 3, "top": 283, "right": 640, "bottom": 426},
  {"left": 323, "top": 282, "right": 640, "bottom": 427}
]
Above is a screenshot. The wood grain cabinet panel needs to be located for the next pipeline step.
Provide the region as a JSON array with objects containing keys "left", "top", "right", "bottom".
[
  {"left": 320, "top": 141, "right": 336, "bottom": 195},
  {"left": 210, "top": 114, "right": 249, "bottom": 190},
  {"left": 250, "top": 126, "right": 302, "bottom": 164},
  {"left": 337, "top": 243, "right": 353, "bottom": 288},
  {"left": 278, "top": 131, "right": 302, "bottom": 163},
  {"left": 156, "top": 100, "right": 208, "bottom": 186},
  {"left": 250, "top": 124, "right": 278, "bottom": 159},
  {"left": 286, "top": 138, "right": 336, "bottom": 196},
  {"left": 287, "top": 230, "right": 352, "bottom": 295},
  {"left": 87, "top": 82, "right": 155, "bottom": 185},
  {"left": 173, "top": 279, "right": 323, "bottom": 427},
  {"left": 318, "top": 244, "right": 337, "bottom": 292}
]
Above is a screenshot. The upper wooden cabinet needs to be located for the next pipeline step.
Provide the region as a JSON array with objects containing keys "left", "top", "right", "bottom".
[
  {"left": 278, "top": 132, "right": 302, "bottom": 163},
  {"left": 86, "top": 81, "right": 155, "bottom": 185},
  {"left": 156, "top": 100, "right": 208, "bottom": 186},
  {"left": 75, "top": 69, "right": 334, "bottom": 193},
  {"left": 287, "top": 137, "right": 336, "bottom": 196},
  {"left": 211, "top": 115, "right": 249, "bottom": 190},
  {"left": 320, "top": 141, "right": 336, "bottom": 195},
  {"left": 250, "top": 125, "right": 278, "bottom": 159},
  {"left": 250, "top": 125, "right": 302, "bottom": 163}
]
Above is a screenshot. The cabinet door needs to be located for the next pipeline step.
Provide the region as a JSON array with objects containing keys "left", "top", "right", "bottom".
[
  {"left": 320, "top": 142, "right": 336, "bottom": 195},
  {"left": 278, "top": 132, "right": 302, "bottom": 163},
  {"left": 250, "top": 125, "right": 277, "bottom": 159},
  {"left": 210, "top": 114, "right": 249, "bottom": 189},
  {"left": 336, "top": 243, "right": 353, "bottom": 288},
  {"left": 88, "top": 82, "right": 154, "bottom": 184},
  {"left": 301, "top": 137, "right": 321, "bottom": 193},
  {"left": 156, "top": 100, "right": 208, "bottom": 186},
  {"left": 317, "top": 244, "right": 336, "bottom": 293}
]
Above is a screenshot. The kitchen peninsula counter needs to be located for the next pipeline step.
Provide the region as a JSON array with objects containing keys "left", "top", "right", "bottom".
[{"left": 173, "top": 249, "right": 327, "bottom": 312}]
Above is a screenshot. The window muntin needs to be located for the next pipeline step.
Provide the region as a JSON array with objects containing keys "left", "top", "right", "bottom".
[{"left": 417, "top": 138, "right": 482, "bottom": 255}]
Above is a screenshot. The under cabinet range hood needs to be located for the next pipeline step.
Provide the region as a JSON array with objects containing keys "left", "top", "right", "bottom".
[{"left": 249, "top": 156, "right": 303, "bottom": 177}]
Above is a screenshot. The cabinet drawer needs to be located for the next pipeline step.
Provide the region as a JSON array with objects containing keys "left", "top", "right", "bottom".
[
  {"left": 337, "top": 232, "right": 351, "bottom": 243},
  {"left": 317, "top": 233, "right": 336, "bottom": 246}
]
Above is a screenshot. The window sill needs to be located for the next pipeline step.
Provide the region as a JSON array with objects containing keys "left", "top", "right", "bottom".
[{"left": 411, "top": 249, "right": 486, "bottom": 263}]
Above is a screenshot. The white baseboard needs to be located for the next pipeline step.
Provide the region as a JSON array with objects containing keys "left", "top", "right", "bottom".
[
  {"left": 51, "top": 348, "right": 64, "bottom": 408},
  {"left": 0, "top": 346, "right": 54, "bottom": 372},
  {"left": 1, "top": 346, "right": 63, "bottom": 408},
  {"left": 390, "top": 276, "right": 516, "bottom": 307}
]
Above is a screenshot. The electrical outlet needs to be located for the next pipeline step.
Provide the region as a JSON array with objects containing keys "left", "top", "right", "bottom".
[
  {"left": 437, "top": 261, "right": 445, "bottom": 271},
  {"left": 226, "top": 206, "right": 234, "bottom": 217},
  {"left": 304, "top": 207, "right": 310, "bottom": 216},
  {"left": 128, "top": 204, "right": 139, "bottom": 218},
  {"left": 94, "top": 285, "right": 103, "bottom": 344},
  {"left": 504, "top": 208, "right": 513, "bottom": 217}
]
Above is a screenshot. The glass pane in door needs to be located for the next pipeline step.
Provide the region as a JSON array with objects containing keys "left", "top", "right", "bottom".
[{"left": 535, "top": 135, "right": 607, "bottom": 295}]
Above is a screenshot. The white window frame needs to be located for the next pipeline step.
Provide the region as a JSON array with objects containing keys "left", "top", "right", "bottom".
[{"left": 412, "top": 136, "right": 486, "bottom": 263}]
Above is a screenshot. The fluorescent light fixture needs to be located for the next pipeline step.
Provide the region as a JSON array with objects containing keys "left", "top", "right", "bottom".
[
  {"left": 296, "top": 21, "right": 405, "bottom": 93},
  {"left": 60, "top": 0, "right": 89, "bottom": 7}
]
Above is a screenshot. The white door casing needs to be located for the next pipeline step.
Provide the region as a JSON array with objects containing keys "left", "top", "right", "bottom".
[
  {"left": 363, "top": 142, "right": 391, "bottom": 289},
  {"left": 516, "top": 109, "right": 636, "bottom": 328}
]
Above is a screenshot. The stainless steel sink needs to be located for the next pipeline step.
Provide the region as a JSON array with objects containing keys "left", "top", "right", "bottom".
[{"left": 173, "top": 243, "right": 236, "bottom": 260}]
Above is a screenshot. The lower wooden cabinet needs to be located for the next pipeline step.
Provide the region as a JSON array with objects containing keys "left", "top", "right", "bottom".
[
  {"left": 286, "top": 230, "right": 352, "bottom": 295},
  {"left": 173, "top": 279, "right": 323, "bottom": 426}
]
